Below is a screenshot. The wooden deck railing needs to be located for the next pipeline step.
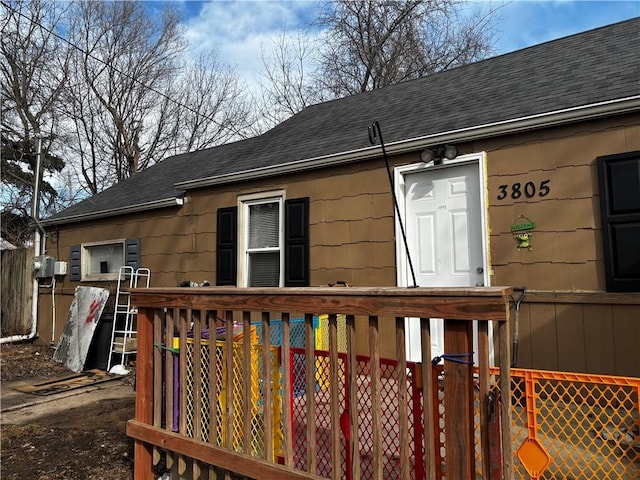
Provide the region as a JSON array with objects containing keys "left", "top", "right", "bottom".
[{"left": 126, "top": 286, "right": 513, "bottom": 480}]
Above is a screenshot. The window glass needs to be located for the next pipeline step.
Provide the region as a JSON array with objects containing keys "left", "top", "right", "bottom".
[
  {"left": 249, "top": 202, "right": 279, "bottom": 248},
  {"left": 241, "top": 195, "right": 283, "bottom": 287},
  {"left": 248, "top": 252, "right": 280, "bottom": 286},
  {"left": 82, "top": 241, "right": 125, "bottom": 279}
]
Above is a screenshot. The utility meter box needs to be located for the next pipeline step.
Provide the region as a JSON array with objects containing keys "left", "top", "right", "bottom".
[
  {"left": 54, "top": 261, "right": 67, "bottom": 276},
  {"left": 34, "top": 255, "right": 56, "bottom": 278}
]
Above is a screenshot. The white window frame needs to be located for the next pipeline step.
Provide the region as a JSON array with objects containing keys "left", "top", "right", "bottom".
[
  {"left": 81, "top": 239, "right": 126, "bottom": 281},
  {"left": 237, "top": 190, "right": 286, "bottom": 287}
]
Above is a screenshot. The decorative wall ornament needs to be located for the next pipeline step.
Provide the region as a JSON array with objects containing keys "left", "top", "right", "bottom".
[{"left": 511, "top": 215, "right": 535, "bottom": 251}]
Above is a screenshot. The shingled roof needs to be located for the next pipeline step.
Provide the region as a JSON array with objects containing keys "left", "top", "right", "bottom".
[{"left": 44, "top": 18, "right": 640, "bottom": 226}]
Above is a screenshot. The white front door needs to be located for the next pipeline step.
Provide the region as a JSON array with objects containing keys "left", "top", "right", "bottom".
[{"left": 399, "top": 160, "right": 486, "bottom": 362}]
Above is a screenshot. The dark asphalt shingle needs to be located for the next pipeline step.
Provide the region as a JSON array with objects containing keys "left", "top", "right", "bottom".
[{"left": 45, "top": 18, "right": 640, "bottom": 224}]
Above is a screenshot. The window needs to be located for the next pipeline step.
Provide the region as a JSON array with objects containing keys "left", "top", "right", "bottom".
[
  {"left": 242, "top": 196, "right": 283, "bottom": 287},
  {"left": 597, "top": 151, "right": 640, "bottom": 292},
  {"left": 85, "top": 242, "right": 124, "bottom": 277},
  {"left": 216, "top": 196, "right": 309, "bottom": 287},
  {"left": 70, "top": 239, "right": 140, "bottom": 281}
]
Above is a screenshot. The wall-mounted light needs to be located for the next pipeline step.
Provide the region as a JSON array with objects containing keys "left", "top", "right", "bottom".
[{"left": 420, "top": 144, "right": 459, "bottom": 165}]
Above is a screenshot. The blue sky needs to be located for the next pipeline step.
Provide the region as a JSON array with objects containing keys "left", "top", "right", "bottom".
[
  {"left": 488, "top": 1, "right": 639, "bottom": 53},
  {"left": 166, "top": 0, "right": 639, "bottom": 91}
]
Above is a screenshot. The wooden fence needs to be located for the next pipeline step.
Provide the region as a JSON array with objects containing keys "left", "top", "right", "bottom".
[
  {"left": 1, "top": 247, "right": 33, "bottom": 337},
  {"left": 126, "top": 286, "right": 513, "bottom": 480}
]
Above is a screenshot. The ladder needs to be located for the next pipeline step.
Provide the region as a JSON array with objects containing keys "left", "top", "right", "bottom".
[{"left": 107, "top": 266, "right": 151, "bottom": 373}]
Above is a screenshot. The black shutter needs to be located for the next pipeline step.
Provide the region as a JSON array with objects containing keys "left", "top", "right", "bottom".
[
  {"left": 125, "top": 239, "right": 141, "bottom": 270},
  {"left": 597, "top": 151, "right": 640, "bottom": 292},
  {"left": 217, "top": 206, "right": 238, "bottom": 286},
  {"left": 285, "top": 197, "right": 310, "bottom": 287},
  {"left": 69, "top": 245, "right": 81, "bottom": 281}
]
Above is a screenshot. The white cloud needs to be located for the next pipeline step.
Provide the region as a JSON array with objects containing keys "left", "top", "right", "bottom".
[
  {"left": 182, "top": 1, "right": 321, "bottom": 93},
  {"left": 179, "top": 0, "right": 639, "bottom": 97}
]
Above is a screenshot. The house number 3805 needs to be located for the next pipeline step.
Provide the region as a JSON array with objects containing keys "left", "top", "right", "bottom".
[{"left": 497, "top": 180, "right": 550, "bottom": 200}]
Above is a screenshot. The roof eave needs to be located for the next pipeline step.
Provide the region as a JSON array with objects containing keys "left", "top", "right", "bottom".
[
  {"left": 176, "top": 96, "right": 640, "bottom": 190},
  {"left": 40, "top": 197, "right": 185, "bottom": 227}
]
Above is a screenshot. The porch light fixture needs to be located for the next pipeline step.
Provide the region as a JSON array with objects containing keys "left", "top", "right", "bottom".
[{"left": 420, "top": 144, "right": 458, "bottom": 165}]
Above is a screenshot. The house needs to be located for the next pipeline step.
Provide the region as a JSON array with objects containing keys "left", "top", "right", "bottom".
[{"left": 40, "top": 19, "right": 640, "bottom": 377}]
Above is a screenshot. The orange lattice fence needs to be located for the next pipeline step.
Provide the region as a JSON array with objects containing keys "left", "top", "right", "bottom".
[
  {"left": 444, "top": 367, "right": 639, "bottom": 480},
  {"left": 501, "top": 368, "right": 639, "bottom": 480}
]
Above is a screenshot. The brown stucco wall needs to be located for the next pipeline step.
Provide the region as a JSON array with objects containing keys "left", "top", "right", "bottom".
[
  {"left": 483, "top": 117, "right": 639, "bottom": 290},
  {"left": 38, "top": 113, "right": 640, "bottom": 375}
]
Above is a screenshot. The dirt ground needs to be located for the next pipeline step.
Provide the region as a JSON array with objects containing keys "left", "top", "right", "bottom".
[{"left": 0, "top": 342, "right": 137, "bottom": 479}]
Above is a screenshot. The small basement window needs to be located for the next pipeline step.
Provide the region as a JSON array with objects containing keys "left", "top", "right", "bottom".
[
  {"left": 83, "top": 241, "right": 124, "bottom": 279},
  {"left": 69, "top": 239, "right": 140, "bottom": 281}
]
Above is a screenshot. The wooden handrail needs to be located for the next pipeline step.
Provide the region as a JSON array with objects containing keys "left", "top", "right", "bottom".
[
  {"left": 129, "top": 286, "right": 510, "bottom": 320},
  {"left": 127, "top": 286, "right": 513, "bottom": 480}
]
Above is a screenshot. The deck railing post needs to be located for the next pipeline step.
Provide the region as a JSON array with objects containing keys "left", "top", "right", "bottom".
[
  {"left": 304, "top": 312, "right": 318, "bottom": 474},
  {"left": 395, "top": 316, "right": 410, "bottom": 478},
  {"left": 346, "top": 314, "right": 360, "bottom": 480},
  {"left": 419, "top": 317, "right": 436, "bottom": 480},
  {"left": 478, "top": 321, "right": 491, "bottom": 480},
  {"left": 443, "top": 319, "right": 475, "bottom": 479},
  {"left": 368, "top": 315, "right": 383, "bottom": 479},
  {"left": 328, "top": 313, "right": 341, "bottom": 479},
  {"left": 498, "top": 310, "right": 513, "bottom": 480},
  {"left": 131, "top": 306, "right": 154, "bottom": 480}
]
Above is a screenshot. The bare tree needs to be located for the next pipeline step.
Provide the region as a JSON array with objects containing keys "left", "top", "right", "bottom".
[
  {"left": 62, "top": 1, "right": 255, "bottom": 195},
  {"left": 258, "top": 29, "right": 324, "bottom": 128},
  {"left": 2, "top": 0, "right": 260, "bottom": 212},
  {"left": 162, "top": 52, "right": 255, "bottom": 154},
  {"left": 63, "top": 0, "right": 185, "bottom": 193},
  {"left": 260, "top": 0, "right": 499, "bottom": 120},
  {"left": 1, "top": 0, "right": 69, "bottom": 244}
]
